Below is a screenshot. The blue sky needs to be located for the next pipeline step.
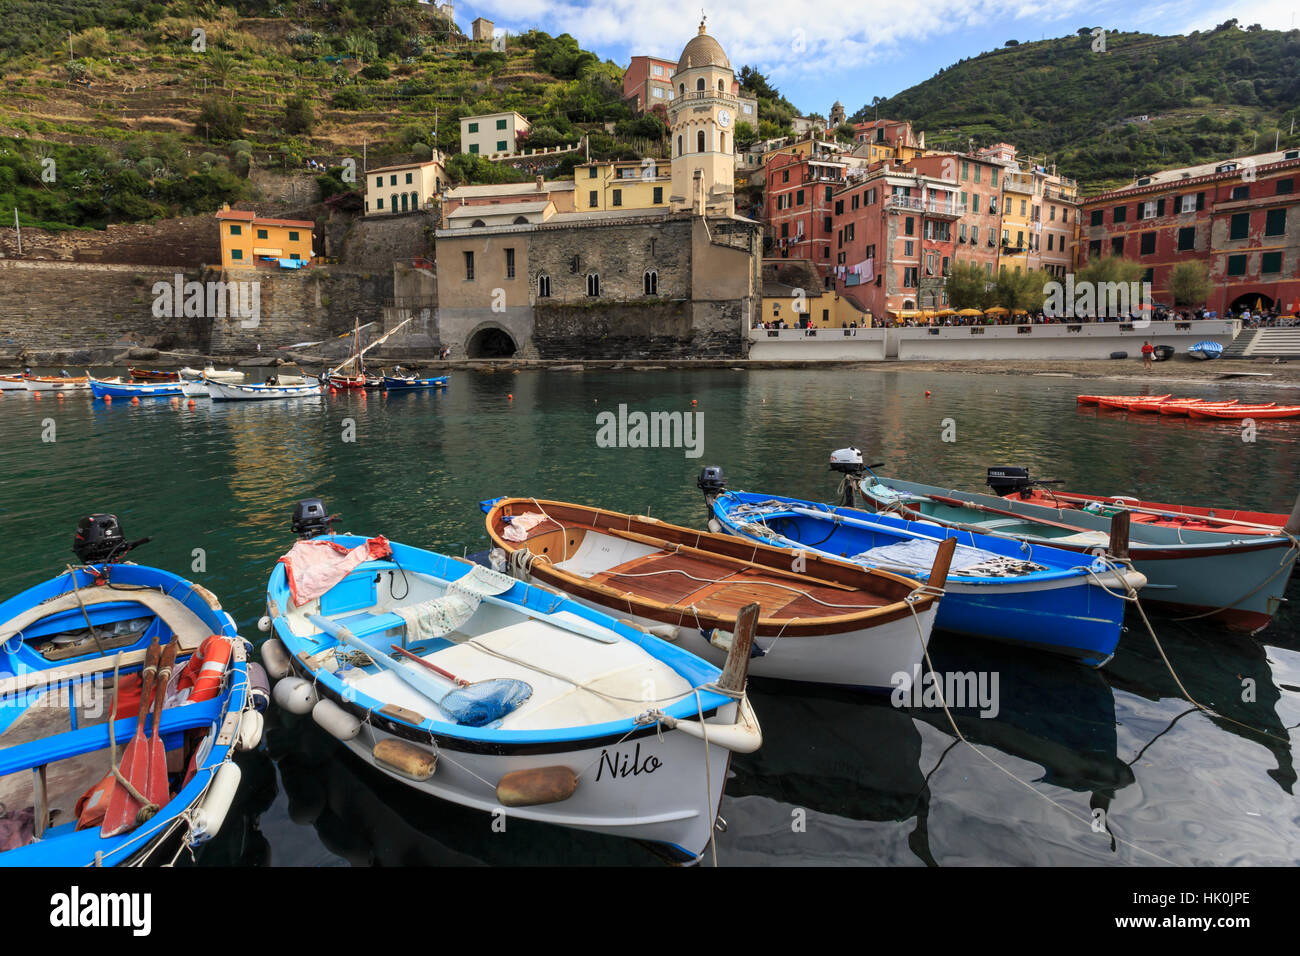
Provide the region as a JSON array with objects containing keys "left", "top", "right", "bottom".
[{"left": 457, "top": 0, "right": 1298, "bottom": 118}]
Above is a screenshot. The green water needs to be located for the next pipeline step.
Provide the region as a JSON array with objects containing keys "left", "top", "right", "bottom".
[{"left": 2, "top": 368, "right": 1299, "bottom": 865}]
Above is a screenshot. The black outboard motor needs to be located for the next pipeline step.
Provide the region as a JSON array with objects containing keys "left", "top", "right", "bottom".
[
  {"left": 698, "top": 466, "right": 727, "bottom": 529},
  {"left": 291, "top": 498, "right": 335, "bottom": 538},
  {"left": 73, "top": 514, "right": 150, "bottom": 564},
  {"left": 73, "top": 514, "right": 125, "bottom": 564},
  {"left": 986, "top": 466, "right": 1033, "bottom": 498}
]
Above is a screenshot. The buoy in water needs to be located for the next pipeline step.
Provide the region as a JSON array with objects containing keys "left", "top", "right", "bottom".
[
  {"left": 925, "top": 390, "right": 931, "bottom": 397},
  {"left": 312, "top": 698, "right": 362, "bottom": 741},
  {"left": 272, "top": 676, "right": 318, "bottom": 715},
  {"left": 691, "top": 399, "right": 697, "bottom": 405},
  {"left": 187, "top": 399, "right": 196, "bottom": 408},
  {"left": 507, "top": 393, "right": 513, "bottom": 400},
  {"left": 56, "top": 393, "right": 64, "bottom": 401},
  {"left": 131, "top": 397, "right": 140, "bottom": 405}
]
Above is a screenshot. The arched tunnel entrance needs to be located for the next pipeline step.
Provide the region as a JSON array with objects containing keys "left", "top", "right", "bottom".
[{"left": 466, "top": 326, "right": 518, "bottom": 358}]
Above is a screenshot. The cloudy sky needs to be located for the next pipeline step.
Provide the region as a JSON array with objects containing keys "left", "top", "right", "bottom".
[{"left": 457, "top": 0, "right": 1298, "bottom": 117}]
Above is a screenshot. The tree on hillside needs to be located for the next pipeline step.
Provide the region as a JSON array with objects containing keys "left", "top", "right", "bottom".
[
  {"left": 283, "top": 94, "right": 315, "bottom": 135},
  {"left": 195, "top": 96, "right": 244, "bottom": 142},
  {"left": 207, "top": 50, "right": 236, "bottom": 89}
]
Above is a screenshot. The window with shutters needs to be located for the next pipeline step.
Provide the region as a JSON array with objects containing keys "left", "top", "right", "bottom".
[
  {"left": 1177, "top": 227, "right": 1195, "bottom": 250},
  {"left": 1113, "top": 205, "right": 1127, "bottom": 223},
  {"left": 1231, "top": 185, "right": 1249, "bottom": 200},
  {"left": 505, "top": 248, "right": 515, "bottom": 279},
  {"left": 1278, "top": 178, "right": 1295, "bottom": 195},
  {"left": 464, "top": 251, "right": 474, "bottom": 280},
  {"left": 1261, "top": 251, "right": 1282, "bottom": 274},
  {"left": 1111, "top": 236, "right": 1124, "bottom": 256},
  {"left": 1226, "top": 254, "right": 1246, "bottom": 276},
  {"left": 1140, "top": 232, "right": 1156, "bottom": 255},
  {"left": 1264, "top": 208, "right": 1286, "bottom": 236},
  {"left": 1090, "top": 209, "right": 1103, "bottom": 226},
  {"left": 1229, "top": 213, "right": 1250, "bottom": 240}
]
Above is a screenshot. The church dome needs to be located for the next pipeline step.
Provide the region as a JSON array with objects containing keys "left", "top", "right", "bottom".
[{"left": 677, "top": 20, "right": 730, "bottom": 72}]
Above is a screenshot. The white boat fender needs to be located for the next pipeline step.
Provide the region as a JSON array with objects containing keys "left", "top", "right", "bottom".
[
  {"left": 312, "top": 697, "right": 362, "bottom": 741},
  {"left": 705, "top": 628, "right": 765, "bottom": 658},
  {"left": 617, "top": 619, "right": 680, "bottom": 643},
  {"left": 189, "top": 762, "right": 242, "bottom": 845},
  {"left": 236, "top": 710, "right": 264, "bottom": 751},
  {"left": 372, "top": 738, "right": 437, "bottom": 781},
  {"left": 260, "top": 637, "right": 293, "bottom": 680},
  {"left": 245, "top": 662, "right": 271, "bottom": 712},
  {"left": 707, "top": 518, "right": 723, "bottom": 534},
  {"left": 659, "top": 696, "right": 763, "bottom": 754},
  {"left": 272, "top": 676, "right": 318, "bottom": 715},
  {"left": 257, "top": 615, "right": 271, "bottom": 633}
]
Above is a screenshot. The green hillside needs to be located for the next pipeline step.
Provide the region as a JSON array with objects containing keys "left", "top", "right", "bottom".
[{"left": 856, "top": 20, "right": 1300, "bottom": 193}]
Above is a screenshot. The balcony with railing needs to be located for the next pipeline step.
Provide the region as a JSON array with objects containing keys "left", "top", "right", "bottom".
[
  {"left": 885, "top": 195, "right": 965, "bottom": 218},
  {"left": 1003, "top": 173, "right": 1034, "bottom": 194}
]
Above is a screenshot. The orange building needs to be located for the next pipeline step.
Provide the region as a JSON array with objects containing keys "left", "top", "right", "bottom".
[{"left": 215, "top": 206, "right": 314, "bottom": 270}]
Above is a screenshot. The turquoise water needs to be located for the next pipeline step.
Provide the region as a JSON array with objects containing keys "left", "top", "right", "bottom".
[{"left": 2, "top": 368, "right": 1298, "bottom": 865}]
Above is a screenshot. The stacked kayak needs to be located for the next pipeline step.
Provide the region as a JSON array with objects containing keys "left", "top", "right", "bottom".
[{"left": 1188, "top": 404, "right": 1300, "bottom": 420}]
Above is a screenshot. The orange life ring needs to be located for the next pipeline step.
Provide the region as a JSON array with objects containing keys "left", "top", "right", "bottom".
[{"left": 176, "top": 635, "right": 232, "bottom": 704}]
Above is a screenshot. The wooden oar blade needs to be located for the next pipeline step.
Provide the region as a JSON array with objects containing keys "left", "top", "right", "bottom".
[{"left": 145, "top": 641, "right": 178, "bottom": 810}]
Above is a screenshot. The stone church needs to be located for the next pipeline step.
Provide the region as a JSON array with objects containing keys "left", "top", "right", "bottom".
[{"left": 428, "top": 20, "right": 762, "bottom": 360}]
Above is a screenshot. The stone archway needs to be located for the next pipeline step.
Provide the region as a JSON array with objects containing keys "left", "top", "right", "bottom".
[
  {"left": 1229, "top": 292, "right": 1273, "bottom": 313},
  {"left": 466, "top": 324, "right": 518, "bottom": 358}
]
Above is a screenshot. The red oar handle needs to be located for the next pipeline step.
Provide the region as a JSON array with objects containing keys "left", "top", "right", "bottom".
[{"left": 390, "top": 644, "right": 469, "bottom": 686}]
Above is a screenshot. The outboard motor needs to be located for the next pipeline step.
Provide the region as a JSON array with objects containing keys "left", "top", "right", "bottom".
[
  {"left": 73, "top": 514, "right": 126, "bottom": 564},
  {"left": 829, "top": 447, "right": 881, "bottom": 507},
  {"left": 697, "top": 466, "right": 727, "bottom": 531},
  {"left": 986, "top": 466, "right": 1033, "bottom": 498},
  {"left": 73, "top": 514, "right": 150, "bottom": 564},
  {"left": 291, "top": 498, "right": 335, "bottom": 539}
]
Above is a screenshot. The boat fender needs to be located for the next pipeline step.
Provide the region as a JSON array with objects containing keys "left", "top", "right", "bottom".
[
  {"left": 312, "top": 697, "right": 362, "bottom": 741},
  {"left": 236, "top": 710, "right": 264, "bottom": 751},
  {"left": 257, "top": 615, "right": 271, "bottom": 633},
  {"left": 660, "top": 696, "right": 763, "bottom": 754},
  {"left": 617, "top": 619, "right": 679, "bottom": 642},
  {"left": 260, "top": 638, "right": 293, "bottom": 680},
  {"left": 189, "top": 762, "right": 242, "bottom": 845},
  {"left": 706, "top": 518, "right": 723, "bottom": 534},
  {"left": 705, "top": 628, "right": 766, "bottom": 658},
  {"left": 246, "top": 662, "right": 271, "bottom": 712},
  {"left": 372, "top": 738, "right": 437, "bottom": 781},
  {"left": 496, "top": 766, "right": 579, "bottom": 807},
  {"left": 272, "top": 676, "right": 319, "bottom": 715}
]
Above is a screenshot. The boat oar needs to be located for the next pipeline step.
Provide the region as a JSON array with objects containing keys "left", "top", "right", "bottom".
[
  {"left": 307, "top": 614, "right": 531, "bottom": 728},
  {"left": 391, "top": 645, "right": 469, "bottom": 685},
  {"left": 145, "top": 640, "right": 178, "bottom": 811},
  {"left": 101, "top": 638, "right": 160, "bottom": 837}
]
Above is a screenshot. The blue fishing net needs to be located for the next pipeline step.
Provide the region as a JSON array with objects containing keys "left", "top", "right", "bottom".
[{"left": 442, "top": 679, "right": 533, "bottom": 727}]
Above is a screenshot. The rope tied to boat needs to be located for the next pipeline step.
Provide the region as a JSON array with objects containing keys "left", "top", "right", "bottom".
[{"left": 104, "top": 652, "right": 160, "bottom": 824}]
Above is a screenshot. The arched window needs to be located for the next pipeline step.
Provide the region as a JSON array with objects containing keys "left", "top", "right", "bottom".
[
  {"left": 411, "top": 191, "right": 419, "bottom": 210},
  {"left": 537, "top": 273, "right": 551, "bottom": 298},
  {"left": 400, "top": 193, "right": 408, "bottom": 212},
  {"left": 720, "top": 132, "right": 726, "bottom": 153},
  {"left": 677, "top": 135, "right": 683, "bottom": 156},
  {"left": 644, "top": 270, "right": 658, "bottom": 296},
  {"left": 696, "top": 77, "right": 705, "bottom": 91},
  {"left": 471, "top": 219, "right": 486, "bottom": 227},
  {"left": 586, "top": 273, "right": 600, "bottom": 297},
  {"left": 697, "top": 130, "right": 705, "bottom": 153},
  {"left": 718, "top": 78, "right": 724, "bottom": 91},
  {"left": 513, "top": 216, "right": 529, "bottom": 224},
  {"left": 679, "top": 83, "right": 685, "bottom": 95}
]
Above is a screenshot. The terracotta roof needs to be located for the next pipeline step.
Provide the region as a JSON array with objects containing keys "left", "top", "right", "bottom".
[
  {"left": 215, "top": 209, "right": 313, "bottom": 228},
  {"left": 215, "top": 209, "right": 255, "bottom": 220}
]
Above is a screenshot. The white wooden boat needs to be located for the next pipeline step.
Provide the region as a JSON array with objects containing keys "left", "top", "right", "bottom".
[
  {"left": 0, "top": 374, "right": 26, "bottom": 392},
  {"left": 205, "top": 378, "right": 321, "bottom": 402},
  {"left": 180, "top": 380, "right": 211, "bottom": 398},
  {"left": 180, "top": 366, "right": 244, "bottom": 383},
  {"left": 23, "top": 376, "right": 91, "bottom": 393},
  {"left": 263, "top": 510, "right": 762, "bottom": 862}
]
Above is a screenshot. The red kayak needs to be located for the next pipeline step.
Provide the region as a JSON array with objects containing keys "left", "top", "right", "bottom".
[
  {"left": 1188, "top": 405, "right": 1300, "bottom": 420},
  {"left": 1129, "top": 397, "right": 1207, "bottom": 414},
  {"left": 1157, "top": 400, "right": 1250, "bottom": 416},
  {"left": 1006, "top": 487, "right": 1289, "bottom": 535},
  {"left": 1095, "top": 394, "right": 1172, "bottom": 410}
]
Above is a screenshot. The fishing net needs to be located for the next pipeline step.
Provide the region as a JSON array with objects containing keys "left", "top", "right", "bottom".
[{"left": 441, "top": 679, "right": 533, "bottom": 728}]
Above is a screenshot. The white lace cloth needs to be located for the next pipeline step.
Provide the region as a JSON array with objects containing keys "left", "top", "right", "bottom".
[{"left": 394, "top": 565, "right": 518, "bottom": 641}]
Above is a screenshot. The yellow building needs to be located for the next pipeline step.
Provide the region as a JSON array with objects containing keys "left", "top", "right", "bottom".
[
  {"left": 573, "top": 160, "right": 672, "bottom": 211},
  {"left": 999, "top": 170, "right": 1034, "bottom": 273},
  {"left": 215, "top": 206, "right": 313, "bottom": 270},
  {"left": 365, "top": 158, "right": 447, "bottom": 217},
  {"left": 761, "top": 285, "right": 873, "bottom": 328}
]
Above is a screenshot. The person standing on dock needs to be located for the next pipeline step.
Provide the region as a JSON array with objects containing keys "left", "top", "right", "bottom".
[{"left": 1141, "top": 340, "right": 1154, "bottom": 371}]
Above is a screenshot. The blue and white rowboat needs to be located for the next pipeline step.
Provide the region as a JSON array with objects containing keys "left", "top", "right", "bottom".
[
  {"left": 1188, "top": 340, "right": 1224, "bottom": 360},
  {"left": 382, "top": 374, "right": 448, "bottom": 391},
  {"left": 707, "top": 489, "right": 1147, "bottom": 668},
  {"left": 263, "top": 526, "right": 761, "bottom": 862},
  {"left": 88, "top": 376, "right": 184, "bottom": 399},
  {"left": 0, "top": 550, "right": 260, "bottom": 865}
]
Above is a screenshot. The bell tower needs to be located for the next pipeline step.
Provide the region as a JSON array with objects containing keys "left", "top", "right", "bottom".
[{"left": 668, "top": 18, "right": 736, "bottom": 216}]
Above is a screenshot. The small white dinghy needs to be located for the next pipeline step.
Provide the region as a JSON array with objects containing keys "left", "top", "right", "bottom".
[
  {"left": 206, "top": 378, "right": 321, "bottom": 401},
  {"left": 262, "top": 499, "right": 763, "bottom": 861}
]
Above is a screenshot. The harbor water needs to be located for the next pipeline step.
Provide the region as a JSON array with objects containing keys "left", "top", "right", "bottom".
[{"left": 1, "top": 367, "right": 1297, "bottom": 865}]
